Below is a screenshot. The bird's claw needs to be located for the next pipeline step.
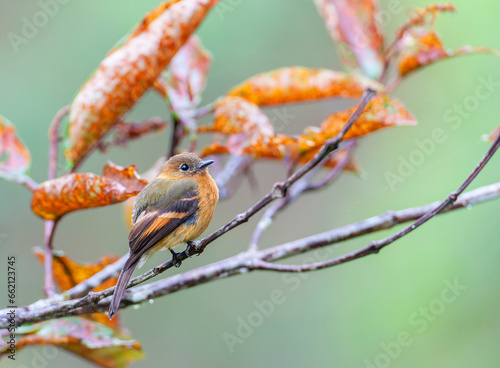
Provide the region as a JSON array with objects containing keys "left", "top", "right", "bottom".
[
  {"left": 186, "top": 241, "right": 202, "bottom": 257},
  {"left": 170, "top": 249, "right": 182, "bottom": 268}
]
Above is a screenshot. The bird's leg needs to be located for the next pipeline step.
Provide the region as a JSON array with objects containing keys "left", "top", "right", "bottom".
[{"left": 170, "top": 249, "right": 182, "bottom": 268}]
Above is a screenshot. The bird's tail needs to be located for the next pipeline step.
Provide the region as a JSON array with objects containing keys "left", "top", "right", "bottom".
[{"left": 108, "top": 256, "right": 138, "bottom": 320}]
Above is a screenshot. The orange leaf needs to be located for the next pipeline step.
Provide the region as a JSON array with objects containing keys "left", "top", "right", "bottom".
[
  {"left": 240, "top": 134, "right": 299, "bottom": 159},
  {"left": 201, "top": 96, "right": 415, "bottom": 168},
  {"left": 0, "top": 115, "right": 31, "bottom": 183},
  {"left": 4, "top": 317, "right": 143, "bottom": 368},
  {"left": 299, "top": 95, "right": 417, "bottom": 152},
  {"left": 65, "top": 0, "right": 219, "bottom": 168},
  {"left": 314, "top": 0, "right": 385, "bottom": 79},
  {"left": 201, "top": 142, "right": 231, "bottom": 157},
  {"left": 227, "top": 67, "right": 382, "bottom": 106},
  {"left": 201, "top": 135, "right": 298, "bottom": 159},
  {"left": 31, "top": 162, "right": 147, "bottom": 220},
  {"left": 398, "top": 28, "right": 500, "bottom": 77},
  {"left": 166, "top": 35, "right": 212, "bottom": 122},
  {"left": 199, "top": 96, "right": 273, "bottom": 136}
]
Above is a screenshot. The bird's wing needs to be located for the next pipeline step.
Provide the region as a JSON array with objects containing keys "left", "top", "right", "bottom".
[{"left": 126, "top": 189, "right": 199, "bottom": 268}]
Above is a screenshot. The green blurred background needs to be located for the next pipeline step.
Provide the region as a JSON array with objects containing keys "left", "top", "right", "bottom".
[{"left": 1, "top": 0, "right": 500, "bottom": 367}]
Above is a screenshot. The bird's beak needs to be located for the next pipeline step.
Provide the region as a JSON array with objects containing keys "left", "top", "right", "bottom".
[{"left": 197, "top": 160, "right": 214, "bottom": 170}]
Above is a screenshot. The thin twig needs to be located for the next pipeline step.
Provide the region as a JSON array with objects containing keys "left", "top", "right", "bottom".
[
  {"left": 248, "top": 141, "right": 356, "bottom": 252},
  {"left": 193, "top": 102, "right": 215, "bottom": 119},
  {"left": 168, "top": 115, "right": 182, "bottom": 158},
  {"left": 1, "top": 180, "right": 499, "bottom": 327},
  {"left": 254, "top": 125, "right": 500, "bottom": 272},
  {"left": 48, "top": 106, "right": 70, "bottom": 180},
  {"left": 191, "top": 88, "right": 377, "bottom": 254},
  {"left": 43, "top": 220, "right": 58, "bottom": 297},
  {"left": 22, "top": 176, "right": 39, "bottom": 191}
]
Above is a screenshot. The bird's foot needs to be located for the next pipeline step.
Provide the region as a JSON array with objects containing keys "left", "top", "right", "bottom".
[
  {"left": 170, "top": 249, "right": 182, "bottom": 268},
  {"left": 185, "top": 241, "right": 201, "bottom": 257}
]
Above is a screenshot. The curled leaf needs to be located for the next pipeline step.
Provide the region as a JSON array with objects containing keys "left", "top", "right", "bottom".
[
  {"left": 314, "top": 0, "right": 385, "bottom": 79},
  {"left": 66, "top": 0, "right": 219, "bottom": 168},
  {"left": 299, "top": 95, "right": 417, "bottom": 152},
  {"left": 199, "top": 96, "right": 273, "bottom": 136},
  {"left": 227, "top": 67, "right": 382, "bottom": 106},
  {"left": 0, "top": 115, "right": 31, "bottom": 183},
  {"left": 31, "top": 162, "right": 147, "bottom": 220},
  {"left": 398, "top": 28, "right": 500, "bottom": 77}
]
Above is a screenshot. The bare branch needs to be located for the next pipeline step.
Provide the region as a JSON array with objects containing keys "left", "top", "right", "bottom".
[
  {"left": 43, "top": 220, "right": 58, "bottom": 297},
  {"left": 190, "top": 88, "right": 377, "bottom": 254},
  {"left": 3, "top": 178, "right": 499, "bottom": 328},
  {"left": 248, "top": 141, "right": 356, "bottom": 251},
  {"left": 48, "top": 105, "right": 70, "bottom": 180},
  {"left": 255, "top": 129, "right": 500, "bottom": 272}
]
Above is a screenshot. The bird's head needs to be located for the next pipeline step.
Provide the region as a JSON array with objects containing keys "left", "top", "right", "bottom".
[{"left": 159, "top": 152, "right": 214, "bottom": 179}]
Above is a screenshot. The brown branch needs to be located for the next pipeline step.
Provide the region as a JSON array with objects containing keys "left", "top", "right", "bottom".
[
  {"left": 48, "top": 106, "right": 70, "bottom": 180},
  {"left": 3, "top": 180, "right": 499, "bottom": 327},
  {"left": 190, "top": 88, "right": 377, "bottom": 254},
  {"left": 43, "top": 220, "right": 58, "bottom": 297},
  {"left": 0, "top": 89, "right": 376, "bottom": 326}
]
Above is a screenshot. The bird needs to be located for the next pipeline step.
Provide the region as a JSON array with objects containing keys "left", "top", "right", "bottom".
[{"left": 108, "top": 152, "right": 219, "bottom": 319}]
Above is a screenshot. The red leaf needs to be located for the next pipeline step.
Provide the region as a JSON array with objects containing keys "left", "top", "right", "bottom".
[
  {"left": 227, "top": 67, "right": 382, "bottom": 106},
  {"left": 65, "top": 0, "right": 219, "bottom": 168},
  {"left": 31, "top": 162, "right": 147, "bottom": 220},
  {"left": 314, "top": 0, "right": 385, "bottom": 79},
  {"left": 0, "top": 115, "right": 31, "bottom": 183}
]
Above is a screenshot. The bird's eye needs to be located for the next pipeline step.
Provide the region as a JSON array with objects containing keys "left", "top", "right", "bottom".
[{"left": 180, "top": 163, "right": 189, "bottom": 172}]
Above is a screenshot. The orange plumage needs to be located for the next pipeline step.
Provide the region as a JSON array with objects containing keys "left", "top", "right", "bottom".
[{"left": 109, "top": 152, "right": 218, "bottom": 319}]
